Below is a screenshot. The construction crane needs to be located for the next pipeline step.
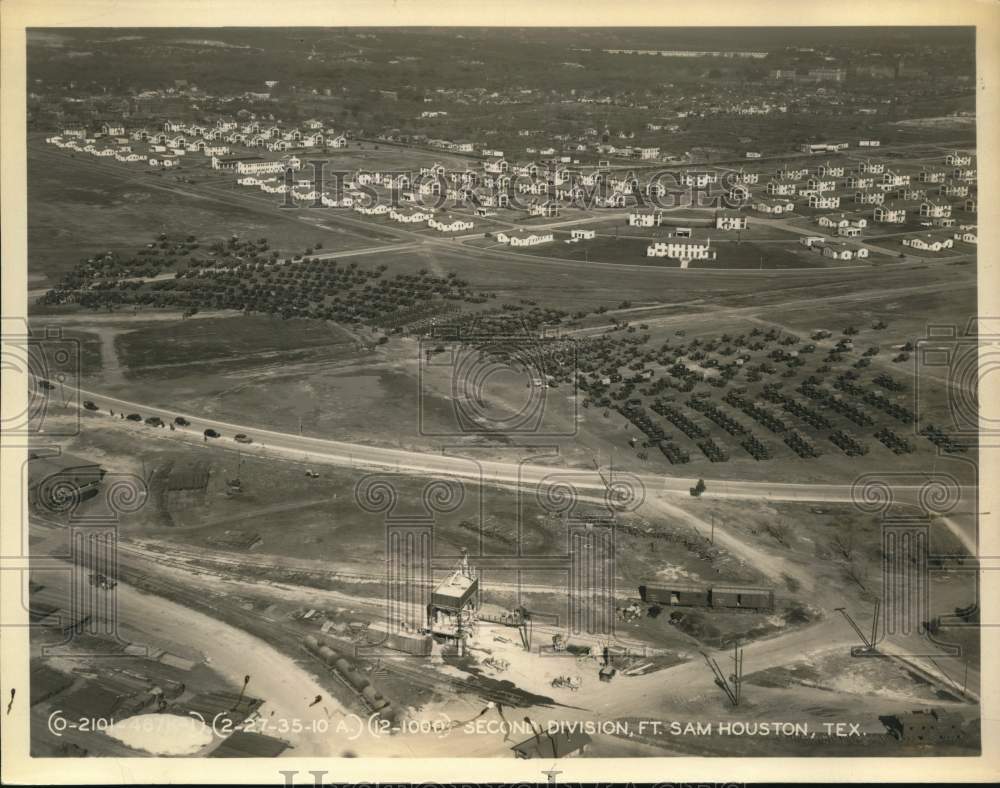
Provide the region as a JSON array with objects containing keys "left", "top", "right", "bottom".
[
  {"left": 703, "top": 638, "right": 744, "bottom": 706},
  {"left": 835, "top": 600, "right": 881, "bottom": 656},
  {"left": 729, "top": 639, "right": 744, "bottom": 706}
]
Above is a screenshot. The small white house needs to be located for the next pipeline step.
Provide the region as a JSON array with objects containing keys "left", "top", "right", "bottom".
[
  {"left": 766, "top": 180, "right": 797, "bottom": 197},
  {"left": 808, "top": 193, "right": 841, "bottom": 209},
  {"left": 920, "top": 201, "right": 952, "bottom": 219},
  {"left": 729, "top": 184, "right": 751, "bottom": 202},
  {"left": 858, "top": 160, "right": 885, "bottom": 174},
  {"left": 715, "top": 212, "right": 748, "bottom": 230},
  {"left": 627, "top": 211, "right": 662, "bottom": 227},
  {"left": 902, "top": 233, "right": 954, "bottom": 252},
  {"left": 500, "top": 231, "right": 554, "bottom": 247},
  {"left": 528, "top": 201, "right": 560, "bottom": 218},
  {"left": 874, "top": 203, "right": 907, "bottom": 224},
  {"left": 647, "top": 238, "right": 716, "bottom": 261},
  {"left": 753, "top": 199, "right": 794, "bottom": 216},
  {"left": 428, "top": 216, "right": 474, "bottom": 232},
  {"left": 822, "top": 242, "right": 868, "bottom": 261}
]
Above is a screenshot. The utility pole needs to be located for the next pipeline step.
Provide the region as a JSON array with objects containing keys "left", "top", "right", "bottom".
[
  {"left": 710, "top": 512, "right": 715, "bottom": 545},
  {"left": 232, "top": 674, "right": 251, "bottom": 711},
  {"left": 704, "top": 643, "right": 742, "bottom": 707},
  {"left": 731, "top": 639, "right": 744, "bottom": 706}
]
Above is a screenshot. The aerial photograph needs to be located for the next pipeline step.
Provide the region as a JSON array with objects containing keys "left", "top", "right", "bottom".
[{"left": 15, "top": 24, "right": 984, "bottom": 762}]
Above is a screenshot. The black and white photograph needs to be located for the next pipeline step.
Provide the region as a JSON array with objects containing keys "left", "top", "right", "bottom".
[{"left": 1, "top": 1, "right": 998, "bottom": 784}]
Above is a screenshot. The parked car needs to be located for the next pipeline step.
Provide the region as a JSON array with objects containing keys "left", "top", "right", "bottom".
[
  {"left": 203, "top": 428, "right": 220, "bottom": 439},
  {"left": 126, "top": 413, "right": 143, "bottom": 421},
  {"left": 173, "top": 416, "right": 190, "bottom": 426},
  {"left": 83, "top": 400, "right": 99, "bottom": 411},
  {"left": 305, "top": 470, "right": 320, "bottom": 479},
  {"left": 234, "top": 433, "right": 253, "bottom": 444},
  {"left": 37, "top": 380, "right": 55, "bottom": 391},
  {"left": 145, "top": 416, "right": 164, "bottom": 427}
]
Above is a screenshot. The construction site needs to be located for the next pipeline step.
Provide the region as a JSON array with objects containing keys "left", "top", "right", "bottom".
[{"left": 23, "top": 424, "right": 982, "bottom": 758}]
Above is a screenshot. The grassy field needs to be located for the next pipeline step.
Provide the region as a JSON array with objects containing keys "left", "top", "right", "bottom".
[
  {"left": 306, "top": 143, "right": 473, "bottom": 172},
  {"left": 113, "top": 315, "right": 360, "bottom": 373},
  {"left": 367, "top": 241, "right": 972, "bottom": 315},
  {"left": 40, "top": 326, "right": 104, "bottom": 377},
  {"left": 27, "top": 142, "right": 398, "bottom": 287},
  {"left": 469, "top": 233, "right": 835, "bottom": 269}
]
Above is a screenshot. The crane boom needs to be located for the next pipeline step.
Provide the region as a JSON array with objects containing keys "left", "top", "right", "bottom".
[{"left": 835, "top": 606, "right": 872, "bottom": 650}]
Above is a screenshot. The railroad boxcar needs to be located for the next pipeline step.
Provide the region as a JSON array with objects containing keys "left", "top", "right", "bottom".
[
  {"left": 318, "top": 646, "right": 337, "bottom": 665},
  {"left": 639, "top": 583, "right": 712, "bottom": 608},
  {"left": 709, "top": 585, "right": 774, "bottom": 611}
]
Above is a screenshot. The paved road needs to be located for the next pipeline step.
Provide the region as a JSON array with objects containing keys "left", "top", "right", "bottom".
[{"left": 68, "top": 387, "right": 971, "bottom": 515}]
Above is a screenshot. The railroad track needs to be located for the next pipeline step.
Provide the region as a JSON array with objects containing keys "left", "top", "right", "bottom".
[
  {"left": 377, "top": 657, "right": 547, "bottom": 709},
  {"left": 118, "top": 541, "right": 641, "bottom": 600},
  {"left": 113, "top": 548, "right": 543, "bottom": 709}
]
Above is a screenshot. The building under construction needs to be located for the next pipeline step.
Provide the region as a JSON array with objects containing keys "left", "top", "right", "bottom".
[
  {"left": 880, "top": 708, "right": 968, "bottom": 743},
  {"left": 427, "top": 560, "right": 479, "bottom": 653}
]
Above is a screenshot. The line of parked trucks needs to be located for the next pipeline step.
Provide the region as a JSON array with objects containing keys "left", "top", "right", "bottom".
[{"left": 82, "top": 399, "right": 253, "bottom": 442}]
